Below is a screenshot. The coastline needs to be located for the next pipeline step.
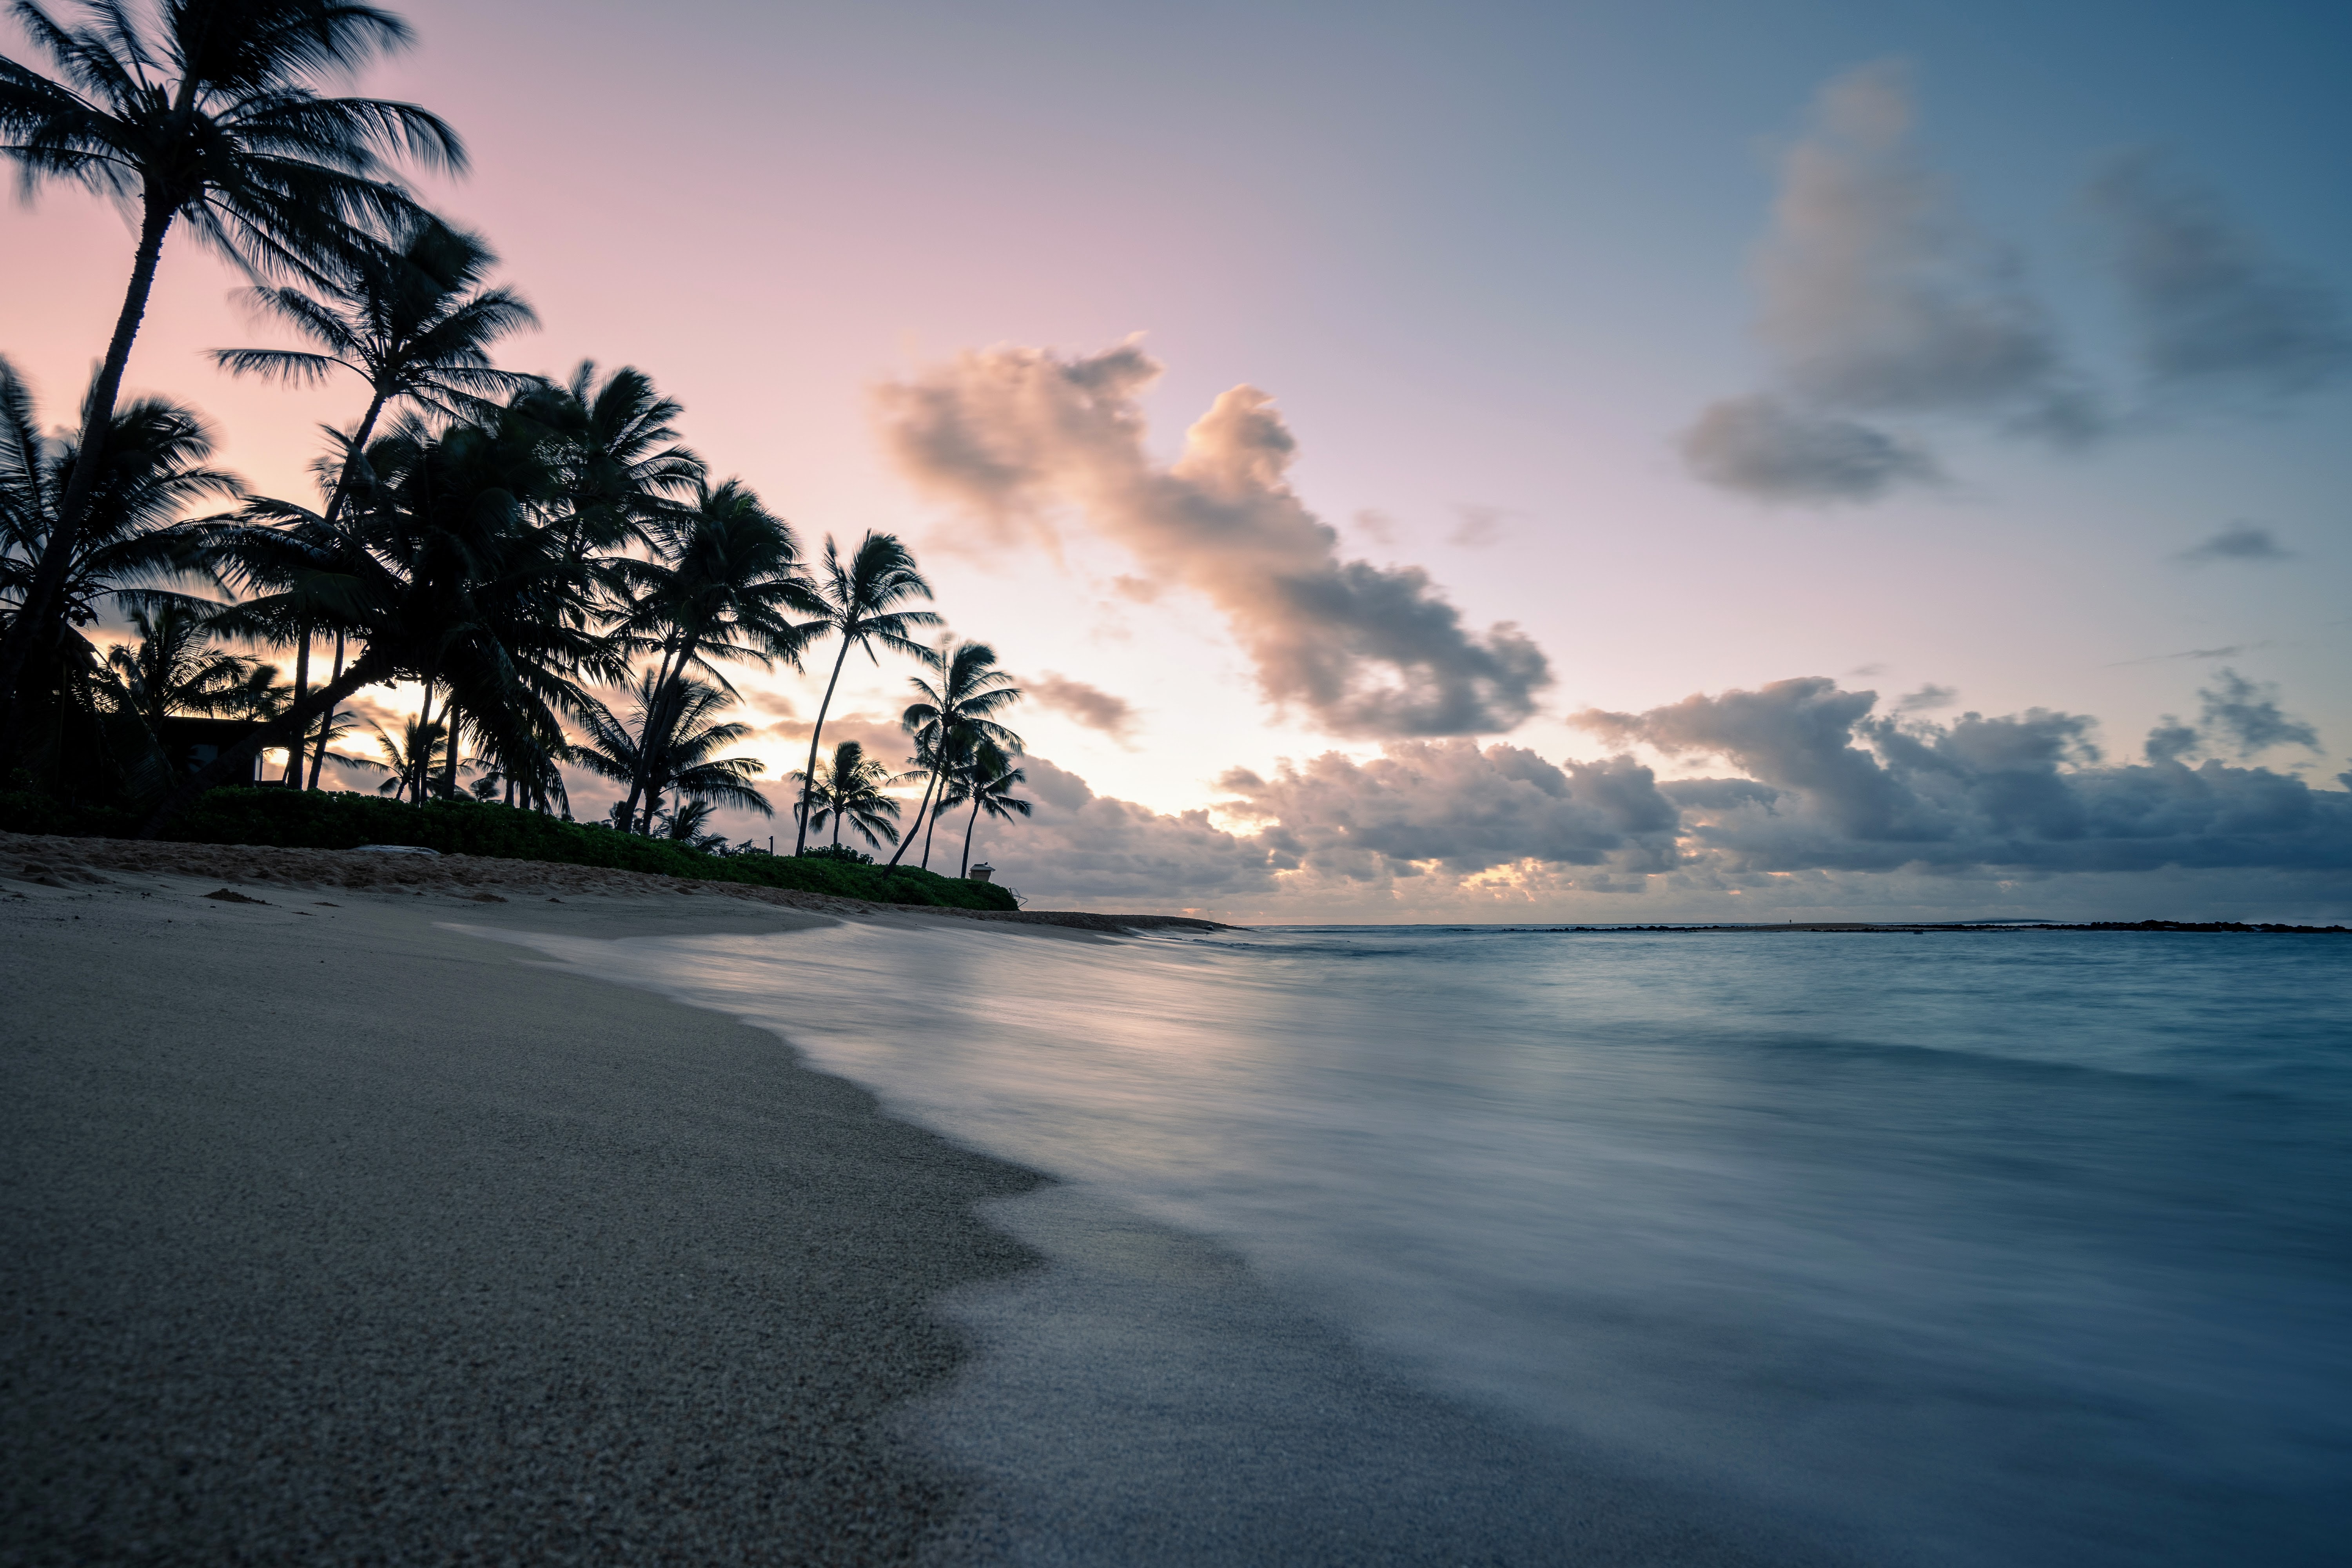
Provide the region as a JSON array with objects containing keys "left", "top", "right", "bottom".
[{"left": 0, "top": 844, "right": 1053, "bottom": 1563}]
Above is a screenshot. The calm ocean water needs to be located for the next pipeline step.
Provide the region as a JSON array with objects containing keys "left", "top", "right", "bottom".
[{"left": 501, "top": 921, "right": 2352, "bottom": 1566}]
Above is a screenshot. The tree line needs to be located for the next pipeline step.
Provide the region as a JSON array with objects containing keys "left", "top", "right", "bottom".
[{"left": 0, "top": 0, "right": 1029, "bottom": 875}]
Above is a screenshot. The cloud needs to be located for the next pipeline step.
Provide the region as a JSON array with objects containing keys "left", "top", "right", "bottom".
[
  {"left": 2195, "top": 668, "right": 2320, "bottom": 759},
  {"left": 1216, "top": 742, "right": 1681, "bottom": 880},
  {"left": 1895, "top": 684, "right": 1958, "bottom": 713},
  {"left": 1028, "top": 672, "right": 1139, "bottom": 744},
  {"left": 2085, "top": 151, "right": 2352, "bottom": 401},
  {"left": 1753, "top": 63, "right": 2096, "bottom": 439},
  {"left": 1679, "top": 394, "right": 1938, "bottom": 503},
  {"left": 878, "top": 343, "right": 1551, "bottom": 738},
  {"left": 2110, "top": 640, "right": 2270, "bottom": 666},
  {"left": 1446, "top": 505, "right": 1510, "bottom": 548},
  {"left": 1351, "top": 509, "right": 1399, "bottom": 545},
  {"left": 963, "top": 687, "right": 2349, "bottom": 917},
  {"left": 2177, "top": 521, "right": 2290, "bottom": 564},
  {"left": 1683, "top": 64, "right": 2105, "bottom": 504},
  {"left": 1574, "top": 675, "right": 2347, "bottom": 874}
]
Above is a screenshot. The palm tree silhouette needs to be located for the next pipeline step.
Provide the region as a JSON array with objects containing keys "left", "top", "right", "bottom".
[
  {"left": 790, "top": 738, "right": 903, "bottom": 851},
  {"left": 0, "top": 0, "right": 465, "bottom": 757},
  {"left": 571, "top": 669, "right": 771, "bottom": 832},
  {"left": 212, "top": 216, "right": 537, "bottom": 523},
  {"left": 884, "top": 639, "right": 1022, "bottom": 868},
  {"left": 608, "top": 478, "right": 817, "bottom": 831},
  {"left": 103, "top": 602, "right": 259, "bottom": 727},
  {"left": 937, "top": 742, "right": 1031, "bottom": 878},
  {"left": 793, "top": 532, "right": 937, "bottom": 855},
  {"left": 211, "top": 216, "right": 536, "bottom": 777},
  {"left": 524, "top": 362, "right": 703, "bottom": 558}
]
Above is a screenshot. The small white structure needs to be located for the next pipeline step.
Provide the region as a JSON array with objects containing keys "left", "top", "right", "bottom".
[{"left": 968, "top": 862, "right": 995, "bottom": 884}]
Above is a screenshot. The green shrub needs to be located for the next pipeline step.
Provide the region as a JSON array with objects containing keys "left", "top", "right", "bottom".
[{"left": 0, "top": 787, "right": 1019, "bottom": 911}]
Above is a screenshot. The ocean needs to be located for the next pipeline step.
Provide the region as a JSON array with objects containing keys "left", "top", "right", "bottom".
[{"left": 494, "top": 920, "right": 2352, "bottom": 1566}]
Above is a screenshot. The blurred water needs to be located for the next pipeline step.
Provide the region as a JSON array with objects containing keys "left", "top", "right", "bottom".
[{"left": 500, "top": 922, "right": 2352, "bottom": 1566}]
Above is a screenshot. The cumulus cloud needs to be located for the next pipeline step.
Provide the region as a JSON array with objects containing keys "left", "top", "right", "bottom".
[
  {"left": 2177, "top": 521, "right": 2290, "bottom": 564},
  {"left": 1216, "top": 742, "right": 1680, "bottom": 881},
  {"left": 2086, "top": 151, "right": 2352, "bottom": 401},
  {"left": 962, "top": 669, "right": 2345, "bottom": 916},
  {"left": 1679, "top": 394, "right": 1938, "bottom": 503},
  {"left": 1574, "top": 675, "right": 2346, "bottom": 874},
  {"left": 878, "top": 343, "right": 1550, "bottom": 738},
  {"left": 1028, "top": 672, "right": 1139, "bottom": 744},
  {"left": 1895, "top": 683, "right": 1958, "bottom": 713}
]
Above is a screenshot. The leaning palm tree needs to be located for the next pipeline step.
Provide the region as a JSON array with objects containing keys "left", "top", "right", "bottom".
[
  {"left": 0, "top": 0, "right": 466, "bottom": 755},
  {"left": 935, "top": 742, "right": 1031, "bottom": 878},
  {"left": 605, "top": 477, "right": 818, "bottom": 831},
  {"left": 883, "top": 638, "right": 1022, "bottom": 868},
  {"left": 789, "top": 738, "right": 903, "bottom": 851},
  {"left": 793, "top": 531, "right": 938, "bottom": 854}
]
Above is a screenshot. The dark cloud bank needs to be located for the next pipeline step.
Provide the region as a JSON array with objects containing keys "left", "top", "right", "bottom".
[{"left": 974, "top": 675, "right": 2349, "bottom": 918}]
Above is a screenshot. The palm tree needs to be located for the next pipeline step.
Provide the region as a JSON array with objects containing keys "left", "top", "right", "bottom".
[
  {"left": 0, "top": 0, "right": 465, "bottom": 755},
  {"left": 606, "top": 477, "right": 817, "bottom": 831},
  {"left": 936, "top": 742, "right": 1031, "bottom": 878},
  {"left": 212, "top": 216, "right": 537, "bottom": 520},
  {"left": 1, "top": 361, "right": 240, "bottom": 791},
  {"left": 211, "top": 217, "right": 534, "bottom": 782},
  {"left": 793, "top": 531, "right": 938, "bottom": 854},
  {"left": 359, "top": 714, "right": 439, "bottom": 802},
  {"left": 570, "top": 669, "right": 771, "bottom": 831},
  {"left": 523, "top": 361, "right": 703, "bottom": 559},
  {"left": 158, "top": 410, "right": 623, "bottom": 833},
  {"left": 102, "top": 601, "right": 257, "bottom": 726},
  {"left": 883, "top": 638, "right": 1022, "bottom": 868},
  {"left": 789, "top": 738, "right": 902, "bottom": 851}
]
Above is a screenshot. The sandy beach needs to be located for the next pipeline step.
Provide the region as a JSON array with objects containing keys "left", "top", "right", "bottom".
[{"left": 1, "top": 835, "right": 1057, "bottom": 1564}]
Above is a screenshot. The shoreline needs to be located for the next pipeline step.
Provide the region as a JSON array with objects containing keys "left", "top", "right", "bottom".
[{"left": 1, "top": 849, "right": 1054, "bottom": 1562}]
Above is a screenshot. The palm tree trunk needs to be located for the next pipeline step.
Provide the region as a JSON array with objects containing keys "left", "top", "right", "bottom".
[
  {"left": 411, "top": 681, "right": 437, "bottom": 803},
  {"left": 883, "top": 758, "right": 939, "bottom": 869},
  {"left": 307, "top": 632, "right": 346, "bottom": 790},
  {"left": 138, "top": 652, "right": 391, "bottom": 837},
  {"left": 0, "top": 197, "right": 176, "bottom": 768},
  {"left": 281, "top": 631, "right": 311, "bottom": 783},
  {"left": 439, "top": 706, "right": 462, "bottom": 799},
  {"left": 795, "top": 637, "right": 853, "bottom": 855},
  {"left": 961, "top": 792, "right": 984, "bottom": 878},
  {"left": 321, "top": 388, "right": 392, "bottom": 527}
]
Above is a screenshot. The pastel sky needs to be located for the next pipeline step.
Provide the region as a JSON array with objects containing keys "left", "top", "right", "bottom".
[{"left": 5, "top": 0, "right": 2347, "bottom": 919}]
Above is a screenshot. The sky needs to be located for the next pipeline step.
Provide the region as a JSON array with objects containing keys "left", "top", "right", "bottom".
[{"left": 4, "top": 0, "right": 2348, "bottom": 920}]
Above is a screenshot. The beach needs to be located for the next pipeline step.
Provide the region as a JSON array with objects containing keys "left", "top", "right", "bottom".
[
  {"left": 1, "top": 836, "right": 1054, "bottom": 1563},
  {"left": 9, "top": 835, "right": 2345, "bottom": 1566}
]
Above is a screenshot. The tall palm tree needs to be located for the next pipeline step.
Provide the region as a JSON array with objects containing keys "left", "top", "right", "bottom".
[
  {"left": 211, "top": 215, "right": 537, "bottom": 523},
  {"left": 883, "top": 638, "right": 1022, "bottom": 868},
  {"left": 0, "top": 0, "right": 465, "bottom": 755},
  {"left": 789, "top": 738, "right": 902, "bottom": 851},
  {"left": 211, "top": 216, "right": 534, "bottom": 781},
  {"left": 606, "top": 477, "right": 817, "bottom": 831},
  {"left": 793, "top": 531, "right": 938, "bottom": 854},
  {"left": 570, "top": 669, "right": 771, "bottom": 831},
  {"left": 936, "top": 742, "right": 1030, "bottom": 878}
]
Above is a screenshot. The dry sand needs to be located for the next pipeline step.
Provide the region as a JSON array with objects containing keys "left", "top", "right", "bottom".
[{"left": 0, "top": 836, "right": 1056, "bottom": 1564}]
